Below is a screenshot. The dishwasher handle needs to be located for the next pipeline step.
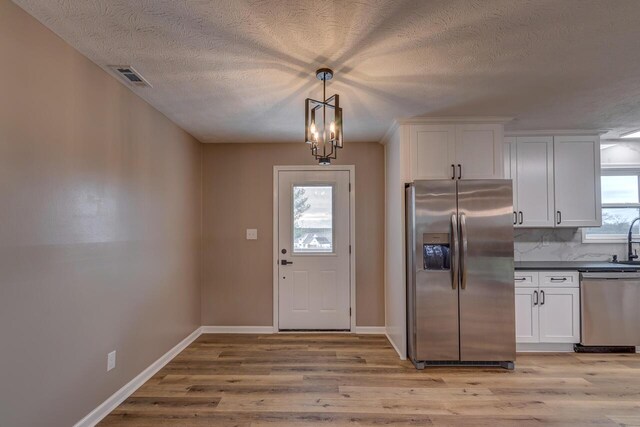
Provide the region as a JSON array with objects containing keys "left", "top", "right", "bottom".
[{"left": 580, "top": 272, "right": 640, "bottom": 280}]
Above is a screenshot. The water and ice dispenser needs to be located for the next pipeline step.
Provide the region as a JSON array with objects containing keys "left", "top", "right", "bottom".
[{"left": 422, "top": 233, "right": 450, "bottom": 270}]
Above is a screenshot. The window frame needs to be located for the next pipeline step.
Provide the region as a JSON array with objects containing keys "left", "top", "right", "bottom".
[{"left": 583, "top": 167, "right": 640, "bottom": 243}]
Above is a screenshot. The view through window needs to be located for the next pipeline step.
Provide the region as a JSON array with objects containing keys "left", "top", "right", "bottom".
[
  {"left": 293, "top": 185, "right": 333, "bottom": 253},
  {"left": 584, "top": 171, "right": 640, "bottom": 240}
]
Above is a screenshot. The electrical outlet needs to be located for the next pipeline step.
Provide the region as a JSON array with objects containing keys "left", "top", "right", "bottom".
[
  {"left": 107, "top": 350, "right": 116, "bottom": 372},
  {"left": 246, "top": 229, "right": 258, "bottom": 240}
]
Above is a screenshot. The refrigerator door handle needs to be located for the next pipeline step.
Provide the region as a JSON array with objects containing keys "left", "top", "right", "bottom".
[
  {"left": 459, "top": 213, "right": 468, "bottom": 290},
  {"left": 451, "top": 214, "right": 459, "bottom": 290}
]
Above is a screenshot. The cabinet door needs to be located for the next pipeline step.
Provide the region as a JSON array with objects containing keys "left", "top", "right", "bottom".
[
  {"left": 515, "top": 137, "right": 555, "bottom": 227},
  {"left": 515, "top": 287, "right": 539, "bottom": 343},
  {"left": 538, "top": 287, "right": 580, "bottom": 343},
  {"left": 410, "top": 125, "right": 456, "bottom": 179},
  {"left": 553, "top": 136, "right": 601, "bottom": 227},
  {"left": 455, "top": 124, "right": 504, "bottom": 179}
]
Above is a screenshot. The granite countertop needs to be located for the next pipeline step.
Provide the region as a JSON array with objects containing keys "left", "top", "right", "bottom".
[{"left": 514, "top": 261, "right": 640, "bottom": 272}]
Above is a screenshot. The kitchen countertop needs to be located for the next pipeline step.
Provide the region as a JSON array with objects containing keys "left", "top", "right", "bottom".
[{"left": 515, "top": 261, "right": 640, "bottom": 272}]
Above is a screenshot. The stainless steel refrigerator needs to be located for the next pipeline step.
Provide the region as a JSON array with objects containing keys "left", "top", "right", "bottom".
[{"left": 406, "top": 180, "right": 515, "bottom": 370}]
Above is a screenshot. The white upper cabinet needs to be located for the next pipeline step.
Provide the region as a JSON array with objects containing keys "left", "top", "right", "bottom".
[
  {"left": 553, "top": 136, "right": 602, "bottom": 227},
  {"left": 454, "top": 124, "right": 504, "bottom": 179},
  {"left": 410, "top": 122, "right": 504, "bottom": 180},
  {"left": 514, "top": 137, "right": 555, "bottom": 227},
  {"left": 504, "top": 132, "right": 601, "bottom": 229},
  {"left": 410, "top": 125, "right": 456, "bottom": 179}
]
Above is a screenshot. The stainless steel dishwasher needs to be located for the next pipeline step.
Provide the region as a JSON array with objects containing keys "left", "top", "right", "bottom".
[{"left": 580, "top": 272, "right": 640, "bottom": 346}]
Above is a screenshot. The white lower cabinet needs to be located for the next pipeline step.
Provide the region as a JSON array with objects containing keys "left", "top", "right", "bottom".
[
  {"left": 515, "top": 287, "right": 539, "bottom": 343},
  {"left": 538, "top": 287, "right": 580, "bottom": 343},
  {"left": 514, "top": 271, "right": 580, "bottom": 345}
]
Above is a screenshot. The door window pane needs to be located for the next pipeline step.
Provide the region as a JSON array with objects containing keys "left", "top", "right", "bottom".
[
  {"left": 293, "top": 185, "right": 333, "bottom": 253},
  {"left": 601, "top": 175, "right": 639, "bottom": 203},
  {"left": 585, "top": 207, "right": 640, "bottom": 236}
]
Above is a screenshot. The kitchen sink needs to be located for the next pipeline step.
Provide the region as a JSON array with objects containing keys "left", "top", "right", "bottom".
[{"left": 611, "top": 260, "right": 640, "bottom": 265}]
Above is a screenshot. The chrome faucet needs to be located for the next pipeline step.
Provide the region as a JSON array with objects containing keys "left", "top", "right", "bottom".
[{"left": 628, "top": 217, "right": 640, "bottom": 261}]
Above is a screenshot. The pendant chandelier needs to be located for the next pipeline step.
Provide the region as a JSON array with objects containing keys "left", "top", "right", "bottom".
[{"left": 305, "top": 68, "right": 343, "bottom": 165}]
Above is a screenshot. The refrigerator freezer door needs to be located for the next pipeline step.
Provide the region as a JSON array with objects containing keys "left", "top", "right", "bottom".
[
  {"left": 410, "top": 180, "right": 459, "bottom": 361},
  {"left": 457, "top": 180, "right": 515, "bottom": 362}
]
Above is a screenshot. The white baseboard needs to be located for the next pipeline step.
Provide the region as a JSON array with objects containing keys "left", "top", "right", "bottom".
[
  {"left": 201, "top": 325, "right": 275, "bottom": 334},
  {"left": 386, "top": 331, "right": 407, "bottom": 360},
  {"left": 516, "top": 343, "right": 575, "bottom": 353},
  {"left": 73, "top": 327, "right": 202, "bottom": 427},
  {"left": 202, "top": 326, "right": 386, "bottom": 334},
  {"left": 355, "top": 326, "right": 386, "bottom": 334}
]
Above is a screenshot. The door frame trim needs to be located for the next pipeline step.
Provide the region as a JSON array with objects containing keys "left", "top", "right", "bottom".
[{"left": 273, "top": 165, "right": 356, "bottom": 332}]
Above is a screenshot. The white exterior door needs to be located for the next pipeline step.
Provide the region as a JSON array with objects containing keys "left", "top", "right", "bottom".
[{"left": 277, "top": 170, "right": 351, "bottom": 330}]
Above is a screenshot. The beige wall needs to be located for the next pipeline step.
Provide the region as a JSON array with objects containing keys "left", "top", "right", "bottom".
[
  {"left": 202, "top": 142, "right": 385, "bottom": 327},
  {"left": 0, "top": 2, "right": 202, "bottom": 426}
]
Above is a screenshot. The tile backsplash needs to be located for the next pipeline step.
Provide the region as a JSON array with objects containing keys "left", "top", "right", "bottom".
[{"left": 514, "top": 228, "right": 625, "bottom": 262}]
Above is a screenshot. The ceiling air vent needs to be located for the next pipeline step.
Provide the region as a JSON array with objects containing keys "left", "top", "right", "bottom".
[{"left": 109, "top": 65, "right": 152, "bottom": 88}]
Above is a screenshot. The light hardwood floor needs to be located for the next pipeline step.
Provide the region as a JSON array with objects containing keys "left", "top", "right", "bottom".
[{"left": 100, "top": 334, "right": 640, "bottom": 426}]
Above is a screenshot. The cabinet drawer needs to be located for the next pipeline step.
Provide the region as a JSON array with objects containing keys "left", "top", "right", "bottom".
[
  {"left": 514, "top": 271, "right": 539, "bottom": 287},
  {"left": 539, "top": 271, "right": 579, "bottom": 287}
]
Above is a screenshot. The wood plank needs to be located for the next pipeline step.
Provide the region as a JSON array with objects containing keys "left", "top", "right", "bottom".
[{"left": 98, "top": 333, "right": 640, "bottom": 426}]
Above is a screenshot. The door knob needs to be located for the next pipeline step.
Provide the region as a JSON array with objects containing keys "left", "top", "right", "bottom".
[{"left": 280, "top": 260, "right": 293, "bottom": 265}]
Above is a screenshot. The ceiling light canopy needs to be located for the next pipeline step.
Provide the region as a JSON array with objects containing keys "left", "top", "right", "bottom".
[
  {"left": 305, "top": 68, "right": 343, "bottom": 165},
  {"left": 620, "top": 129, "right": 640, "bottom": 139}
]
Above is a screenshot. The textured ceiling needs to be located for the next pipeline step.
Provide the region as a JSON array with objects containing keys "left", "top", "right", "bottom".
[{"left": 13, "top": 0, "right": 640, "bottom": 142}]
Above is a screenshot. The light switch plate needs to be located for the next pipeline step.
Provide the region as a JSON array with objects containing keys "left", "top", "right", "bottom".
[{"left": 246, "top": 229, "right": 258, "bottom": 240}]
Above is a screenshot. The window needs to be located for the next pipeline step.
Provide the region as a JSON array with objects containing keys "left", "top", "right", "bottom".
[
  {"left": 583, "top": 169, "right": 640, "bottom": 242},
  {"left": 292, "top": 185, "right": 334, "bottom": 253}
]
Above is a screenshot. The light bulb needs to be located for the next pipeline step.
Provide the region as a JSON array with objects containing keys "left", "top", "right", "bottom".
[
  {"left": 314, "top": 131, "right": 319, "bottom": 142},
  {"left": 310, "top": 122, "right": 316, "bottom": 134},
  {"left": 330, "top": 121, "right": 335, "bottom": 133}
]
